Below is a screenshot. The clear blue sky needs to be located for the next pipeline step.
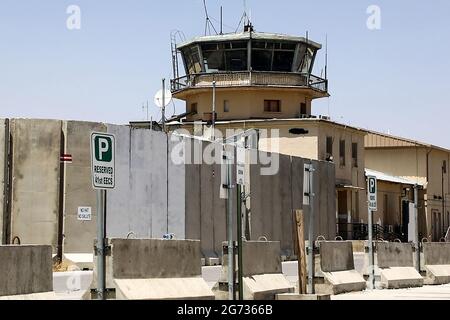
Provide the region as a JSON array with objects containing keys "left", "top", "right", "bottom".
[{"left": 1, "top": 1, "right": 449, "bottom": 147}]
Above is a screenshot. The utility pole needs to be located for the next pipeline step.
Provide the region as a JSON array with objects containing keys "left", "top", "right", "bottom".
[
  {"left": 212, "top": 81, "right": 216, "bottom": 140},
  {"left": 368, "top": 202, "right": 374, "bottom": 289},
  {"left": 162, "top": 78, "right": 166, "bottom": 132},
  {"left": 414, "top": 184, "right": 420, "bottom": 272},
  {"left": 306, "top": 161, "right": 315, "bottom": 294},
  {"left": 224, "top": 147, "right": 234, "bottom": 300}
]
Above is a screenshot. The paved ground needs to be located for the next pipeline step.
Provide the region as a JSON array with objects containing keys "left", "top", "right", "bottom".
[{"left": 52, "top": 262, "right": 450, "bottom": 300}]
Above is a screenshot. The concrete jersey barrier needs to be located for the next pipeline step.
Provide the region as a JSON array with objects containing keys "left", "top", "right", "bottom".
[
  {"left": 213, "top": 241, "right": 294, "bottom": 300},
  {"left": 316, "top": 241, "right": 366, "bottom": 295},
  {"left": 376, "top": 242, "right": 423, "bottom": 289},
  {"left": 88, "top": 239, "right": 214, "bottom": 300},
  {"left": 0, "top": 245, "right": 55, "bottom": 298},
  {"left": 422, "top": 242, "right": 450, "bottom": 285}
]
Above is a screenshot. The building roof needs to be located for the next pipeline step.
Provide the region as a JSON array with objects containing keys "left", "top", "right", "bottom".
[
  {"left": 167, "top": 117, "right": 368, "bottom": 134},
  {"left": 365, "top": 129, "right": 450, "bottom": 153},
  {"left": 365, "top": 168, "right": 423, "bottom": 186},
  {"left": 178, "top": 31, "right": 322, "bottom": 50}
]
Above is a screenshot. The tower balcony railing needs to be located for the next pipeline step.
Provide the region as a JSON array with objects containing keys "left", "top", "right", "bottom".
[{"left": 170, "top": 71, "right": 328, "bottom": 94}]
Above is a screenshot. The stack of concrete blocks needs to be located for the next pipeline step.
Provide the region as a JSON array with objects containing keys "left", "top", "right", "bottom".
[
  {"left": 0, "top": 245, "right": 56, "bottom": 300},
  {"left": 88, "top": 239, "right": 214, "bottom": 300},
  {"left": 212, "top": 241, "right": 294, "bottom": 300},
  {"left": 316, "top": 241, "right": 366, "bottom": 295},
  {"left": 421, "top": 242, "right": 450, "bottom": 285},
  {"left": 377, "top": 242, "right": 423, "bottom": 289}
]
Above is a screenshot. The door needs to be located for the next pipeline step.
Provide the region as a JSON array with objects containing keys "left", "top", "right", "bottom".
[
  {"left": 402, "top": 200, "right": 410, "bottom": 241},
  {"left": 337, "top": 190, "right": 349, "bottom": 239},
  {"left": 432, "top": 210, "right": 442, "bottom": 242}
]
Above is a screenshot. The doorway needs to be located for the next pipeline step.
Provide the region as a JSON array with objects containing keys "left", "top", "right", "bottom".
[{"left": 432, "top": 210, "right": 442, "bottom": 242}]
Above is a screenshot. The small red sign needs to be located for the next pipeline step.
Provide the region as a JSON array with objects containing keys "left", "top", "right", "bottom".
[{"left": 60, "top": 154, "right": 73, "bottom": 163}]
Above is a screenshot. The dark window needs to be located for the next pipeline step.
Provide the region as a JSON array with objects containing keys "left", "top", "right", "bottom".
[
  {"left": 300, "top": 103, "right": 307, "bottom": 115},
  {"left": 264, "top": 100, "right": 281, "bottom": 113},
  {"left": 202, "top": 41, "right": 248, "bottom": 72},
  {"left": 289, "top": 128, "right": 309, "bottom": 135},
  {"left": 223, "top": 100, "right": 229, "bottom": 113},
  {"left": 339, "top": 140, "right": 346, "bottom": 166},
  {"left": 191, "top": 103, "right": 198, "bottom": 114},
  {"left": 251, "top": 40, "right": 296, "bottom": 72},
  {"left": 443, "top": 160, "right": 447, "bottom": 174},
  {"left": 326, "top": 137, "right": 333, "bottom": 159},
  {"left": 352, "top": 143, "right": 358, "bottom": 168}
]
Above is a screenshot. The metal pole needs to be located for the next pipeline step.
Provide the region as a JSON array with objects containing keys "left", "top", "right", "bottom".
[
  {"left": 307, "top": 162, "right": 315, "bottom": 294},
  {"left": 162, "top": 79, "right": 166, "bottom": 132},
  {"left": 212, "top": 81, "right": 216, "bottom": 141},
  {"left": 237, "top": 183, "right": 244, "bottom": 300},
  {"left": 368, "top": 206, "right": 375, "bottom": 289},
  {"left": 414, "top": 185, "right": 420, "bottom": 272},
  {"left": 226, "top": 150, "right": 234, "bottom": 300},
  {"left": 96, "top": 189, "right": 105, "bottom": 300}
]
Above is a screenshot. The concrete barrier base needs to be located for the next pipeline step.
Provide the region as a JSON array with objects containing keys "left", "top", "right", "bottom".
[
  {"left": 63, "top": 253, "right": 94, "bottom": 270},
  {"left": 424, "top": 265, "right": 450, "bottom": 285},
  {"left": 318, "top": 270, "right": 367, "bottom": 295},
  {"left": 114, "top": 278, "right": 215, "bottom": 300},
  {"left": 0, "top": 292, "right": 58, "bottom": 300},
  {"left": 380, "top": 267, "right": 424, "bottom": 289},
  {"left": 213, "top": 274, "right": 294, "bottom": 300},
  {"left": 276, "top": 293, "right": 330, "bottom": 300},
  {"left": 243, "top": 274, "right": 294, "bottom": 300}
]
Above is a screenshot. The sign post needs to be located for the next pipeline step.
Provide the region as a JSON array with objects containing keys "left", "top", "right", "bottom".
[
  {"left": 91, "top": 132, "right": 115, "bottom": 300},
  {"left": 367, "top": 175, "right": 377, "bottom": 289},
  {"left": 304, "top": 162, "right": 315, "bottom": 294}
]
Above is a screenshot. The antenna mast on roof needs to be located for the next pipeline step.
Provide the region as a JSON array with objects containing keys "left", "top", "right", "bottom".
[
  {"left": 236, "top": 0, "right": 253, "bottom": 33},
  {"left": 203, "top": 0, "right": 218, "bottom": 36}
]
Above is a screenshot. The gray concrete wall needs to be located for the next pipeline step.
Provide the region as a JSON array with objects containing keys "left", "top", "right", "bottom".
[
  {"left": 377, "top": 242, "right": 414, "bottom": 268},
  {"left": 63, "top": 121, "right": 106, "bottom": 253},
  {"left": 221, "top": 241, "right": 283, "bottom": 276},
  {"left": 320, "top": 241, "right": 355, "bottom": 272},
  {"left": 423, "top": 243, "right": 450, "bottom": 265},
  {"left": 0, "top": 119, "right": 5, "bottom": 243},
  {"left": 10, "top": 119, "right": 61, "bottom": 249},
  {"left": 106, "top": 126, "right": 182, "bottom": 239},
  {"left": 241, "top": 241, "right": 282, "bottom": 276},
  {"left": 0, "top": 245, "right": 53, "bottom": 296},
  {"left": 111, "top": 239, "right": 202, "bottom": 279}
]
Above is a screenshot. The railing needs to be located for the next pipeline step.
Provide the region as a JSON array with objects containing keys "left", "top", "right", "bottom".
[
  {"left": 337, "top": 223, "right": 404, "bottom": 242},
  {"left": 170, "top": 71, "right": 328, "bottom": 93}
]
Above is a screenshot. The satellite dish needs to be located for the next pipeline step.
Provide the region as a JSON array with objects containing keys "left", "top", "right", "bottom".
[{"left": 154, "top": 89, "right": 173, "bottom": 108}]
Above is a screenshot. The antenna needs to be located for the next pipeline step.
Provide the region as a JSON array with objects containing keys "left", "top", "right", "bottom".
[
  {"left": 170, "top": 30, "right": 186, "bottom": 82},
  {"left": 325, "top": 34, "right": 328, "bottom": 80},
  {"left": 220, "top": 6, "right": 223, "bottom": 35},
  {"left": 203, "top": 0, "right": 218, "bottom": 36}
]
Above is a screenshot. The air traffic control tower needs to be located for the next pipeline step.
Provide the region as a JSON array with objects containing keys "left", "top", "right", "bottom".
[{"left": 170, "top": 25, "right": 329, "bottom": 123}]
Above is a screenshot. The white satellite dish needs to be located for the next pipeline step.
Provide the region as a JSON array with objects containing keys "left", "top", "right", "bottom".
[{"left": 154, "top": 89, "right": 173, "bottom": 108}]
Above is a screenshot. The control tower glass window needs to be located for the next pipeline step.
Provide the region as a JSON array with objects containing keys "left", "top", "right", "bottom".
[
  {"left": 252, "top": 41, "right": 296, "bottom": 72},
  {"left": 182, "top": 45, "right": 202, "bottom": 74},
  {"left": 202, "top": 42, "right": 248, "bottom": 72}
]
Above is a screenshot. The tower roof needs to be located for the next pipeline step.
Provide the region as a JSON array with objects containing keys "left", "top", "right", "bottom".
[{"left": 178, "top": 31, "right": 322, "bottom": 50}]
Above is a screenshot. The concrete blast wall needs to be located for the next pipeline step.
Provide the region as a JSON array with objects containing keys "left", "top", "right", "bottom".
[
  {"left": 63, "top": 121, "right": 106, "bottom": 254},
  {"left": 320, "top": 241, "right": 355, "bottom": 272},
  {"left": 0, "top": 119, "right": 5, "bottom": 243},
  {"left": 0, "top": 245, "right": 53, "bottom": 296},
  {"left": 377, "top": 242, "right": 414, "bottom": 268},
  {"left": 10, "top": 119, "right": 61, "bottom": 249},
  {"left": 106, "top": 127, "right": 185, "bottom": 240},
  {"left": 111, "top": 239, "right": 202, "bottom": 279},
  {"left": 423, "top": 243, "right": 450, "bottom": 265}
]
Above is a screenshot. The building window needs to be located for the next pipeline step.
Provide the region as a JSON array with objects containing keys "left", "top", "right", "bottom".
[
  {"left": 191, "top": 103, "right": 198, "bottom": 114},
  {"left": 300, "top": 102, "right": 307, "bottom": 116},
  {"left": 339, "top": 139, "right": 346, "bottom": 167},
  {"left": 224, "top": 100, "right": 230, "bottom": 113},
  {"left": 352, "top": 143, "right": 358, "bottom": 168},
  {"left": 326, "top": 136, "right": 333, "bottom": 161},
  {"left": 264, "top": 100, "right": 281, "bottom": 113}
]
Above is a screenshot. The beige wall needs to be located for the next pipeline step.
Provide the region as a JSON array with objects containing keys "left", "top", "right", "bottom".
[
  {"left": 183, "top": 88, "right": 313, "bottom": 121},
  {"left": 365, "top": 146, "right": 450, "bottom": 240}
]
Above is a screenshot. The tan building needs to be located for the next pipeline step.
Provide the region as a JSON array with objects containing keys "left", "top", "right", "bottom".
[
  {"left": 168, "top": 27, "right": 368, "bottom": 238},
  {"left": 365, "top": 131, "right": 450, "bottom": 241}
]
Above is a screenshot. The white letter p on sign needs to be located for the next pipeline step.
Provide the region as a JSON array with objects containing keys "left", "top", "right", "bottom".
[{"left": 98, "top": 138, "right": 109, "bottom": 161}]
